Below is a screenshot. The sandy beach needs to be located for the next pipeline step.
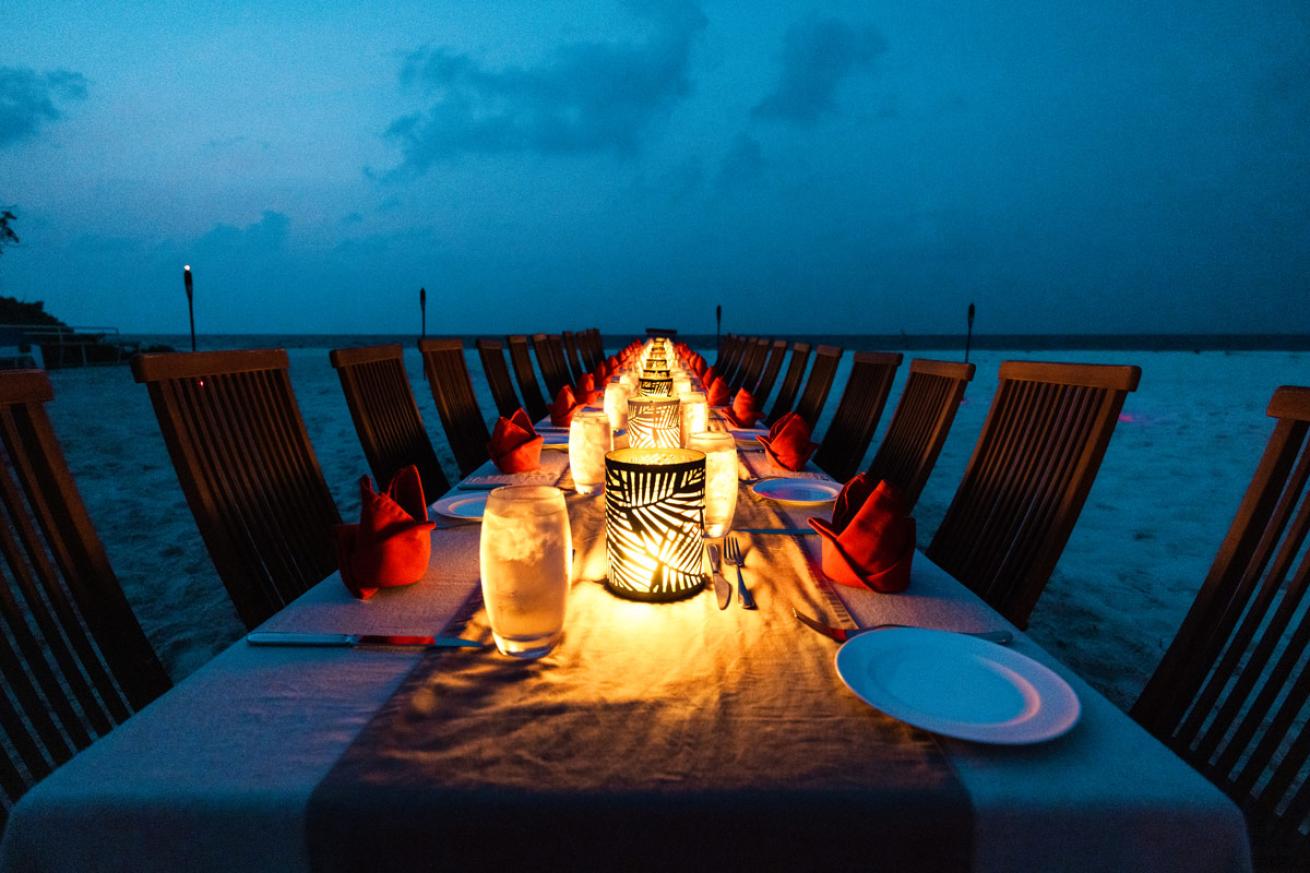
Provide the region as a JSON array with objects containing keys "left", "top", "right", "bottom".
[{"left": 41, "top": 344, "right": 1304, "bottom": 710}]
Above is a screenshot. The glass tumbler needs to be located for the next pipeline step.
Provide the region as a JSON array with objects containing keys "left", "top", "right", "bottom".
[
  {"left": 479, "top": 486, "right": 572, "bottom": 659},
  {"left": 688, "top": 431, "right": 738, "bottom": 538},
  {"left": 569, "top": 409, "right": 611, "bottom": 496}
]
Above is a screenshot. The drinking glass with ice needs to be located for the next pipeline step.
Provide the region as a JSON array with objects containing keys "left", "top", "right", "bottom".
[{"left": 479, "top": 486, "right": 572, "bottom": 659}]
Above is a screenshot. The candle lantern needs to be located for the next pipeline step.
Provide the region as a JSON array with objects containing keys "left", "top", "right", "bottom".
[
  {"left": 604, "top": 448, "right": 707, "bottom": 601},
  {"left": 687, "top": 432, "right": 738, "bottom": 537},
  {"left": 639, "top": 371, "right": 673, "bottom": 396},
  {"left": 672, "top": 373, "right": 692, "bottom": 397},
  {"left": 603, "top": 380, "right": 629, "bottom": 431},
  {"left": 627, "top": 396, "right": 681, "bottom": 448},
  {"left": 569, "top": 410, "right": 612, "bottom": 496},
  {"left": 679, "top": 391, "right": 709, "bottom": 446}
]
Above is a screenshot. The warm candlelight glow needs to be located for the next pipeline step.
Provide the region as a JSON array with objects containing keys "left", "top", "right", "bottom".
[
  {"left": 679, "top": 391, "right": 709, "bottom": 446},
  {"left": 568, "top": 410, "right": 611, "bottom": 496},
  {"left": 627, "top": 395, "right": 681, "bottom": 448},
  {"left": 603, "top": 380, "right": 629, "bottom": 431},
  {"left": 604, "top": 447, "right": 707, "bottom": 602},
  {"left": 688, "top": 432, "right": 738, "bottom": 538}
]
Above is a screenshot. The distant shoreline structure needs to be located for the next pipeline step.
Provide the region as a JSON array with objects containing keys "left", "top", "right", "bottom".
[{"left": 117, "top": 333, "right": 1310, "bottom": 352}]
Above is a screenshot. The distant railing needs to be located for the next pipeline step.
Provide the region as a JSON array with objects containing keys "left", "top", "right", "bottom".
[{"left": 0, "top": 322, "right": 136, "bottom": 369}]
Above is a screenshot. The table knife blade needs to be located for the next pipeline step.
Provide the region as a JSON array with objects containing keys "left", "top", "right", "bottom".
[
  {"left": 246, "top": 632, "right": 484, "bottom": 649},
  {"left": 706, "top": 545, "right": 732, "bottom": 610}
]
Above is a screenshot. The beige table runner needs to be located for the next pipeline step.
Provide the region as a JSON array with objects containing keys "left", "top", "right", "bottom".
[{"left": 307, "top": 489, "right": 972, "bottom": 872}]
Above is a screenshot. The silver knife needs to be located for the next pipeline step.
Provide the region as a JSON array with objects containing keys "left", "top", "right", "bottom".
[
  {"left": 735, "top": 527, "right": 818, "bottom": 535},
  {"left": 246, "top": 632, "right": 484, "bottom": 649},
  {"left": 706, "top": 545, "right": 732, "bottom": 610}
]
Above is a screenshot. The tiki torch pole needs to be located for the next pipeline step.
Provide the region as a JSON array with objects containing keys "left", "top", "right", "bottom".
[
  {"left": 965, "top": 302, "right": 975, "bottom": 364},
  {"left": 419, "top": 286, "right": 427, "bottom": 343},
  {"left": 183, "top": 265, "right": 196, "bottom": 352}
]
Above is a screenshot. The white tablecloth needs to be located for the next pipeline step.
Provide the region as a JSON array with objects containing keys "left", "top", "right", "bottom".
[{"left": 0, "top": 472, "right": 1251, "bottom": 873}]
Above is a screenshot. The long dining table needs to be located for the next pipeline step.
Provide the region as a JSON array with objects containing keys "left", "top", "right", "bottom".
[{"left": 0, "top": 413, "right": 1251, "bottom": 872}]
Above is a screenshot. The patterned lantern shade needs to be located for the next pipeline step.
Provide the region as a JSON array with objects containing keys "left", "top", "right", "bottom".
[
  {"left": 639, "top": 371, "right": 673, "bottom": 395},
  {"left": 604, "top": 447, "right": 707, "bottom": 601},
  {"left": 627, "top": 396, "right": 681, "bottom": 448}
]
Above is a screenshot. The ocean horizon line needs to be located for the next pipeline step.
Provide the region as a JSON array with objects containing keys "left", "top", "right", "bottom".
[{"left": 118, "top": 332, "right": 1310, "bottom": 352}]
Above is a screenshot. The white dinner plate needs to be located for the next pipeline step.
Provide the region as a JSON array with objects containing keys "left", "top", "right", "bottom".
[
  {"left": 749, "top": 477, "right": 842, "bottom": 505},
  {"left": 541, "top": 431, "right": 570, "bottom": 450},
  {"left": 429, "top": 492, "right": 488, "bottom": 521},
  {"left": 834, "top": 628, "right": 1080, "bottom": 744},
  {"left": 730, "top": 428, "right": 769, "bottom": 448}
]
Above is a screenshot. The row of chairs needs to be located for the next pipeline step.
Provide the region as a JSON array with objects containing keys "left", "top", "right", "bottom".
[{"left": 1, "top": 341, "right": 1309, "bottom": 865}]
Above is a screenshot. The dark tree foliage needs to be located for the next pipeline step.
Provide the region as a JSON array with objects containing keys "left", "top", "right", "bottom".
[{"left": 0, "top": 209, "right": 17, "bottom": 255}]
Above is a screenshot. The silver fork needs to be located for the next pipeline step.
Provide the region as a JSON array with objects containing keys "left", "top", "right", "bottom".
[{"left": 723, "top": 536, "right": 757, "bottom": 610}]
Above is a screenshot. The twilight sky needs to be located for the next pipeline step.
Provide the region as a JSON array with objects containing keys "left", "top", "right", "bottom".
[{"left": 2, "top": 0, "right": 1308, "bottom": 336}]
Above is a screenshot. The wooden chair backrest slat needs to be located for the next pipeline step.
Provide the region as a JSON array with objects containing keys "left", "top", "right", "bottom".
[
  {"left": 766, "top": 342, "right": 812, "bottom": 426},
  {"left": 731, "top": 338, "right": 770, "bottom": 395},
  {"left": 813, "top": 352, "right": 902, "bottom": 482},
  {"left": 329, "top": 344, "right": 449, "bottom": 502},
  {"left": 132, "top": 349, "right": 341, "bottom": 630},
  {"left": 475, "top": 339, "right": 523, "bottom": 419},
  {"left": 562, "top": 331, "right": 587, "bottom": 382},
  {"left": 419, "top": 339, "right": 491, "bottom": 478},
  {"left": 0, "top": 371, "right": 170, "bottom": 824},
  {"left": 506, "top": 335, "right": 550, "bottom": 421},
  {"left": 531, "top": 334, "right": 574, "bottom": 399},
  {"left": 793, "top": 344, "right": 843, "bottom": 429},
  {"left": 753, "top": 339, "right": 789, "bottom": 403},
  {"left": 926, "top": 360, "right": 1140, "bottom": 627},
  {"left": 866, "top": 359, "right": 975, "bottom": 510},
  {"left": 1132, "top": 386, "right": 1310, "bottom": 868}
]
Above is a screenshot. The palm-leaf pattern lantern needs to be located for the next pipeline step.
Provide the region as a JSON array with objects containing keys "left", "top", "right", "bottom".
[{"left": 604, "top": 448, "right": 707, "bottom": 601}]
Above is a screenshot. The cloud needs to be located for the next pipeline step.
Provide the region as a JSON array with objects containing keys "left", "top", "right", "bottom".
[
  {"left": 752, "top": 18, "right": 886, "bottom": 124},
  {"left": 193, "top": 211, "right": 290, "bottom": 256},
  {"left": 716, "top": 133, "right": 765, "bottom": 190},
  {"left": 383, "top": 2, "right": 706, "bottom": 173},
  {"left": 0, "top": 66, "right": 88, "bottom": 147}
]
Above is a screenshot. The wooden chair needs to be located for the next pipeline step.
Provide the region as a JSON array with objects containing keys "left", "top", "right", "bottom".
[
  {"left": 329, "top": 344, "right": 450, "bottom": 502},
  {"left": 532, "top": 333, "right": 573, "bottom": 399},
  {"left": 753, "top": 339, "right": 789, "bottom": 403},
  {"left": 714, "top": 333, "right": 739, "bottom": 369},
  {"left": 419, "top": 339, "right": 491, "bottom": 478},
  {"left": 813, "top": 352, "right": 903, "bottom": 482},
  {"left": 562, "top": 331, "right": 587, "bottom": 381},
  {"left": 793, "top": 344, "right": 843, "bottom": 429},
  {"left": 865, "top": 359, "right": 975, "bottom": 510},
  {"left": 507, "top": 335, "right": 549, "bottom": 422},
  {"left": 132, "top": 349, "right": 341, "bottom": 629},
  {"left": 731, "top": 338, "right": 770, "bottom": 395},
  {"left": 716, "top": 334, "right": 745, "bottom": 379},
  {"left": 0, "top": 370, "right": 171, "bottom": 826},
  {"left": 1131, "top": 386, "right": 1310, "bottom": 870},
  {"left": 926, "top": 360, "right": 1140, "bottom": 627},
  {"left": 766, "top": 342, "right": 813, "bottom": 425},
  {"left": 584, "top": 328, "right": 605, "bottom": 370},
  {"left": 475, "top": 339, "right": 523, "bottom": 419}
]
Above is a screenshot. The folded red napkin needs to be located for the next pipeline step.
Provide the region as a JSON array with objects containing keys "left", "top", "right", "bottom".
[
  {"left": 334, "top": 465, "right": 435, "bottom": 600},
  {"left": 756, "top": 411, "right": 818, "bottom": 471},
  {"left": 808, "top": 474, "right": 914, "bottom": 592},
  {"left": 488, "top": 408, "right": 544, "bottom": 472},
  {"left": 550, "top": 385, "right": 584, "bottom": 426},
  {"left": 706, "top": 376, "right": 730, "bottom": 406},
  {"left": 576, "top": 373, "right": 595, "bottom": 395},
  {"left": 723, "top": 388, "right": 763, "bottom": 427}
]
